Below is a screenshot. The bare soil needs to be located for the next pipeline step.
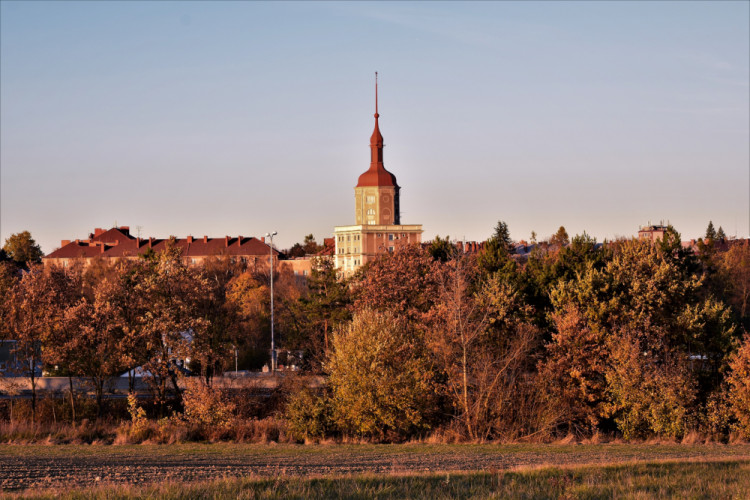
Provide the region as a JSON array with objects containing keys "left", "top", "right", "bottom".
[{"left": 1, "top": 443, "right": 749, "bottom": 491}]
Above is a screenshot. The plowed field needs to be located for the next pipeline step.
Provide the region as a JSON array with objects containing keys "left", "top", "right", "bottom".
[{"left": 2, "top": 443, "right": 749, "bottom": 491}]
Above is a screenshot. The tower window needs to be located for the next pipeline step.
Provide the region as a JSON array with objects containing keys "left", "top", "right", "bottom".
[
  {"left": 389, "top": 234, "right": 394, "bottom": 241},
  {"left": 366, "top": 209, "right": 375, "bottom": 215},
  {"left": 366, "top": 195, "right": 375, "bottom": 204}
]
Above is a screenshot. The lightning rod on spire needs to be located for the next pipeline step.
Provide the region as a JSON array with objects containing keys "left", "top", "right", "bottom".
[{"left": 375, "top": 71, "right": 378, "bottom": 115}]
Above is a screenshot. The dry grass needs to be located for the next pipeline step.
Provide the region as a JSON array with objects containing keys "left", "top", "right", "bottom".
[{"left": 0, "top": 417, "right": 294, "bottom": 445}]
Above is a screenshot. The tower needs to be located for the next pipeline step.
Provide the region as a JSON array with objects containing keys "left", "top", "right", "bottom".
[
  {"left": 354, "top": 73, "right": 401, "bottom": 226},
  {"left": 333, "top": 73, "right": 423, "bottom": 274}
]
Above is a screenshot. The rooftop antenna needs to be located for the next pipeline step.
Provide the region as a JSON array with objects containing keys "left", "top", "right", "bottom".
[{"left": 136, "top": 225, "right": 143, "bottom": 238}]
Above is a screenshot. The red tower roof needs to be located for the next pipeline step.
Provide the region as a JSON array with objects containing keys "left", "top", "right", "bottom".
[{"left": 356, "top": 72, "right": 399, "bottom": 188}]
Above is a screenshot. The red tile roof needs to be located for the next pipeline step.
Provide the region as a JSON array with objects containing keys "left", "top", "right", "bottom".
[{"left": 44, "top": 228, "right": 281, "bottom": 261}]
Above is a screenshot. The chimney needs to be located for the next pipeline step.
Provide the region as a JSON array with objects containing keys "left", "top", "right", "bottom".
[
  {"left": 237, "top": 236, "right": 243, "bottom": 246},
  {"left": 119, "top": 226, "right": 130, "bottom": 235},
  {"left": 203, "top": 235, "right": 208, "bottom": 243},
  {"left": 61, "top": 240, "right": 71, "bottom": 247},
  {"left": 187, "top": 235, "right": 193, "bottom": 244},
  {"left": 94, "top": 228, "right": 104, "bottom": 237},
  {"left": 261, "top": 237, "right": 265, "bottom": 243},
  {"left": 225, "top": 236, "right": 229, "bottom": 247},
  {"left": 100, "top": 244, "right": 105, "bottom": 254},
  {"left": 149, "top": 237, "right": 153, "bottom": 248}
]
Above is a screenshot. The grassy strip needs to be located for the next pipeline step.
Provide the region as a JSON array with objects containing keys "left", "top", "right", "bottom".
[
  {"left": 6, "top": 459, "right": 750, "bottom": 500},
  {"left": 2, "top": 442, "right": 750, "bottom": 459}
]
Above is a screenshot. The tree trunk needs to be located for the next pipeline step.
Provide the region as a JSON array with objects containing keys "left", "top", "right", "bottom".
[
  {"left": 95, "top": 378, "right": 104, "bottom": 420},
  {"left": 68, "top": 375, "right": 76, "bottom": 425}
]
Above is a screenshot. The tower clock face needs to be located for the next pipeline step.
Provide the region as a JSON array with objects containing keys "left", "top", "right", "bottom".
[{"left": 383, "top": 195, "right": 390, "bottom": 202}]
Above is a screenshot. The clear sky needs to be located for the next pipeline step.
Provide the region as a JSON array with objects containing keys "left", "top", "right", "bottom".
[{"left": 1, "top": 1, "right": 748, "bottom": 253}]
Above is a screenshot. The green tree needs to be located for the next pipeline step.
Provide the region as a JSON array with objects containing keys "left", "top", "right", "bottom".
[
  {"left": 543, "top": 237, "right": 728, "bottom": 436},
  {"left": 705, "top": 221, "right": 717, "bottom": 241},
  {"left": 493, "top": 221, "right": 514, "bottom": 254},
  {"left": 3, "top": 231, "right": 43, "bottom": 268},
  {"left": 302, "top": 234, "right": 323, "bottom": 255},
  {"left": 717, "top": 227, "right": 727, "bottom": 242},
  {"left": 295, "top": 258, "right": 351, "bottom": 370},
  {"left": 428, "top": 235, "right": 455, "bottom": 262},
  {"left": 327, "top": 310, "right": 437, "bottom": 440},
  {"left": 477, "top": 237, "right": 517, "bottom": 280}
]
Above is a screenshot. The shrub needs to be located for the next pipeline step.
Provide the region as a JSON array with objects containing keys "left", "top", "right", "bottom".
[
  {"left": 285, "top": 387, "right": 333, "bottom": 441},
  {"left": 181, "top": 380, "right": 236, "bottom": 430}
]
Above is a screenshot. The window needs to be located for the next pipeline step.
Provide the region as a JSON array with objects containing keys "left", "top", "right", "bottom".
[
  {"left": 388, "top": 246, "right": 394, "bottom": 252},
  {"left": 347, "top": 235, "right": 350, "bottom": 241},
  {"left": 366, "top": 209, "right": 375, "bottom": 215},
  {"left": 366, "top": 195, "right": 375, "bottom": 204},
  {"left": 388, "top": 234, "right": 394, "bottom": 241}
]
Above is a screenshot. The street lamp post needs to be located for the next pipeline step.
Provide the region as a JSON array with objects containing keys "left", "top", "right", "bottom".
[{"left": 265, "top": 231, "right": 277, "bottom": 372}]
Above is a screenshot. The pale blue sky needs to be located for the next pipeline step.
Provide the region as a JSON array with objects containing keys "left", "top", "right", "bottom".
[{"left": 2, "top": 1, "right": 748, "bottom": 252}]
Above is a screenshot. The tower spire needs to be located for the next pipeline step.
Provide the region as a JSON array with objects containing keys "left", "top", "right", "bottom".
[{"left": 375, "top": 71, "right": 378, "bottom": 117}]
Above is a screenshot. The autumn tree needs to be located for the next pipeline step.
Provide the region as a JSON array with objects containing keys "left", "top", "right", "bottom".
[
  {"left": 550, "top": 226, "right": 570, "bottom": 247},
  {"left": 538, "top": 303, "right": 609, "bottom": 434},
  {"left": 191, "top": 257, "right": 244, "bottom": 384},
  {"left": 0, "top": 262, "right": 19, "bottom": 341},
  {"left": 428, "top": 255, "right": 542, "bottom": 440},
  {"left": 352, "top": 244, "right": 441, "bottom": 326},
  {"left": 56, "top": 274, "right": 130, "bottom": 418},
  {"left": 327, "top": 310, "right": 438, "bottom": 440},
  {"left": 226, "top": 270, "right": 269, "bottom": 369},
  {"left": 603, "top": 327, "right": 696, "bottom": 440},
  {"left": 130, "top": 242, "right": 208, "bottom": 415},
  {"left": 2, "top": 231, "right": 43, "bottom": 269},
  {"left": 720, "top": 242, "right": 750, "bottom": 329},
  {"left": 726, "top": 333, "right": 750, "bottom": 439},
  {"left": 6, "top": 265, "right": 71, "bottom": 421}
]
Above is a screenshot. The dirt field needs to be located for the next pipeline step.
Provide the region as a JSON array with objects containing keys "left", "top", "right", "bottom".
[{"left": 2, "top": 443, "right": 749, "bottom": 491}]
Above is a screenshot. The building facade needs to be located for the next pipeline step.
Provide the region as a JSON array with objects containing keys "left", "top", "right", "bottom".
[{"left": 334, "top": 75, "right": 423, "bottom": 274}]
